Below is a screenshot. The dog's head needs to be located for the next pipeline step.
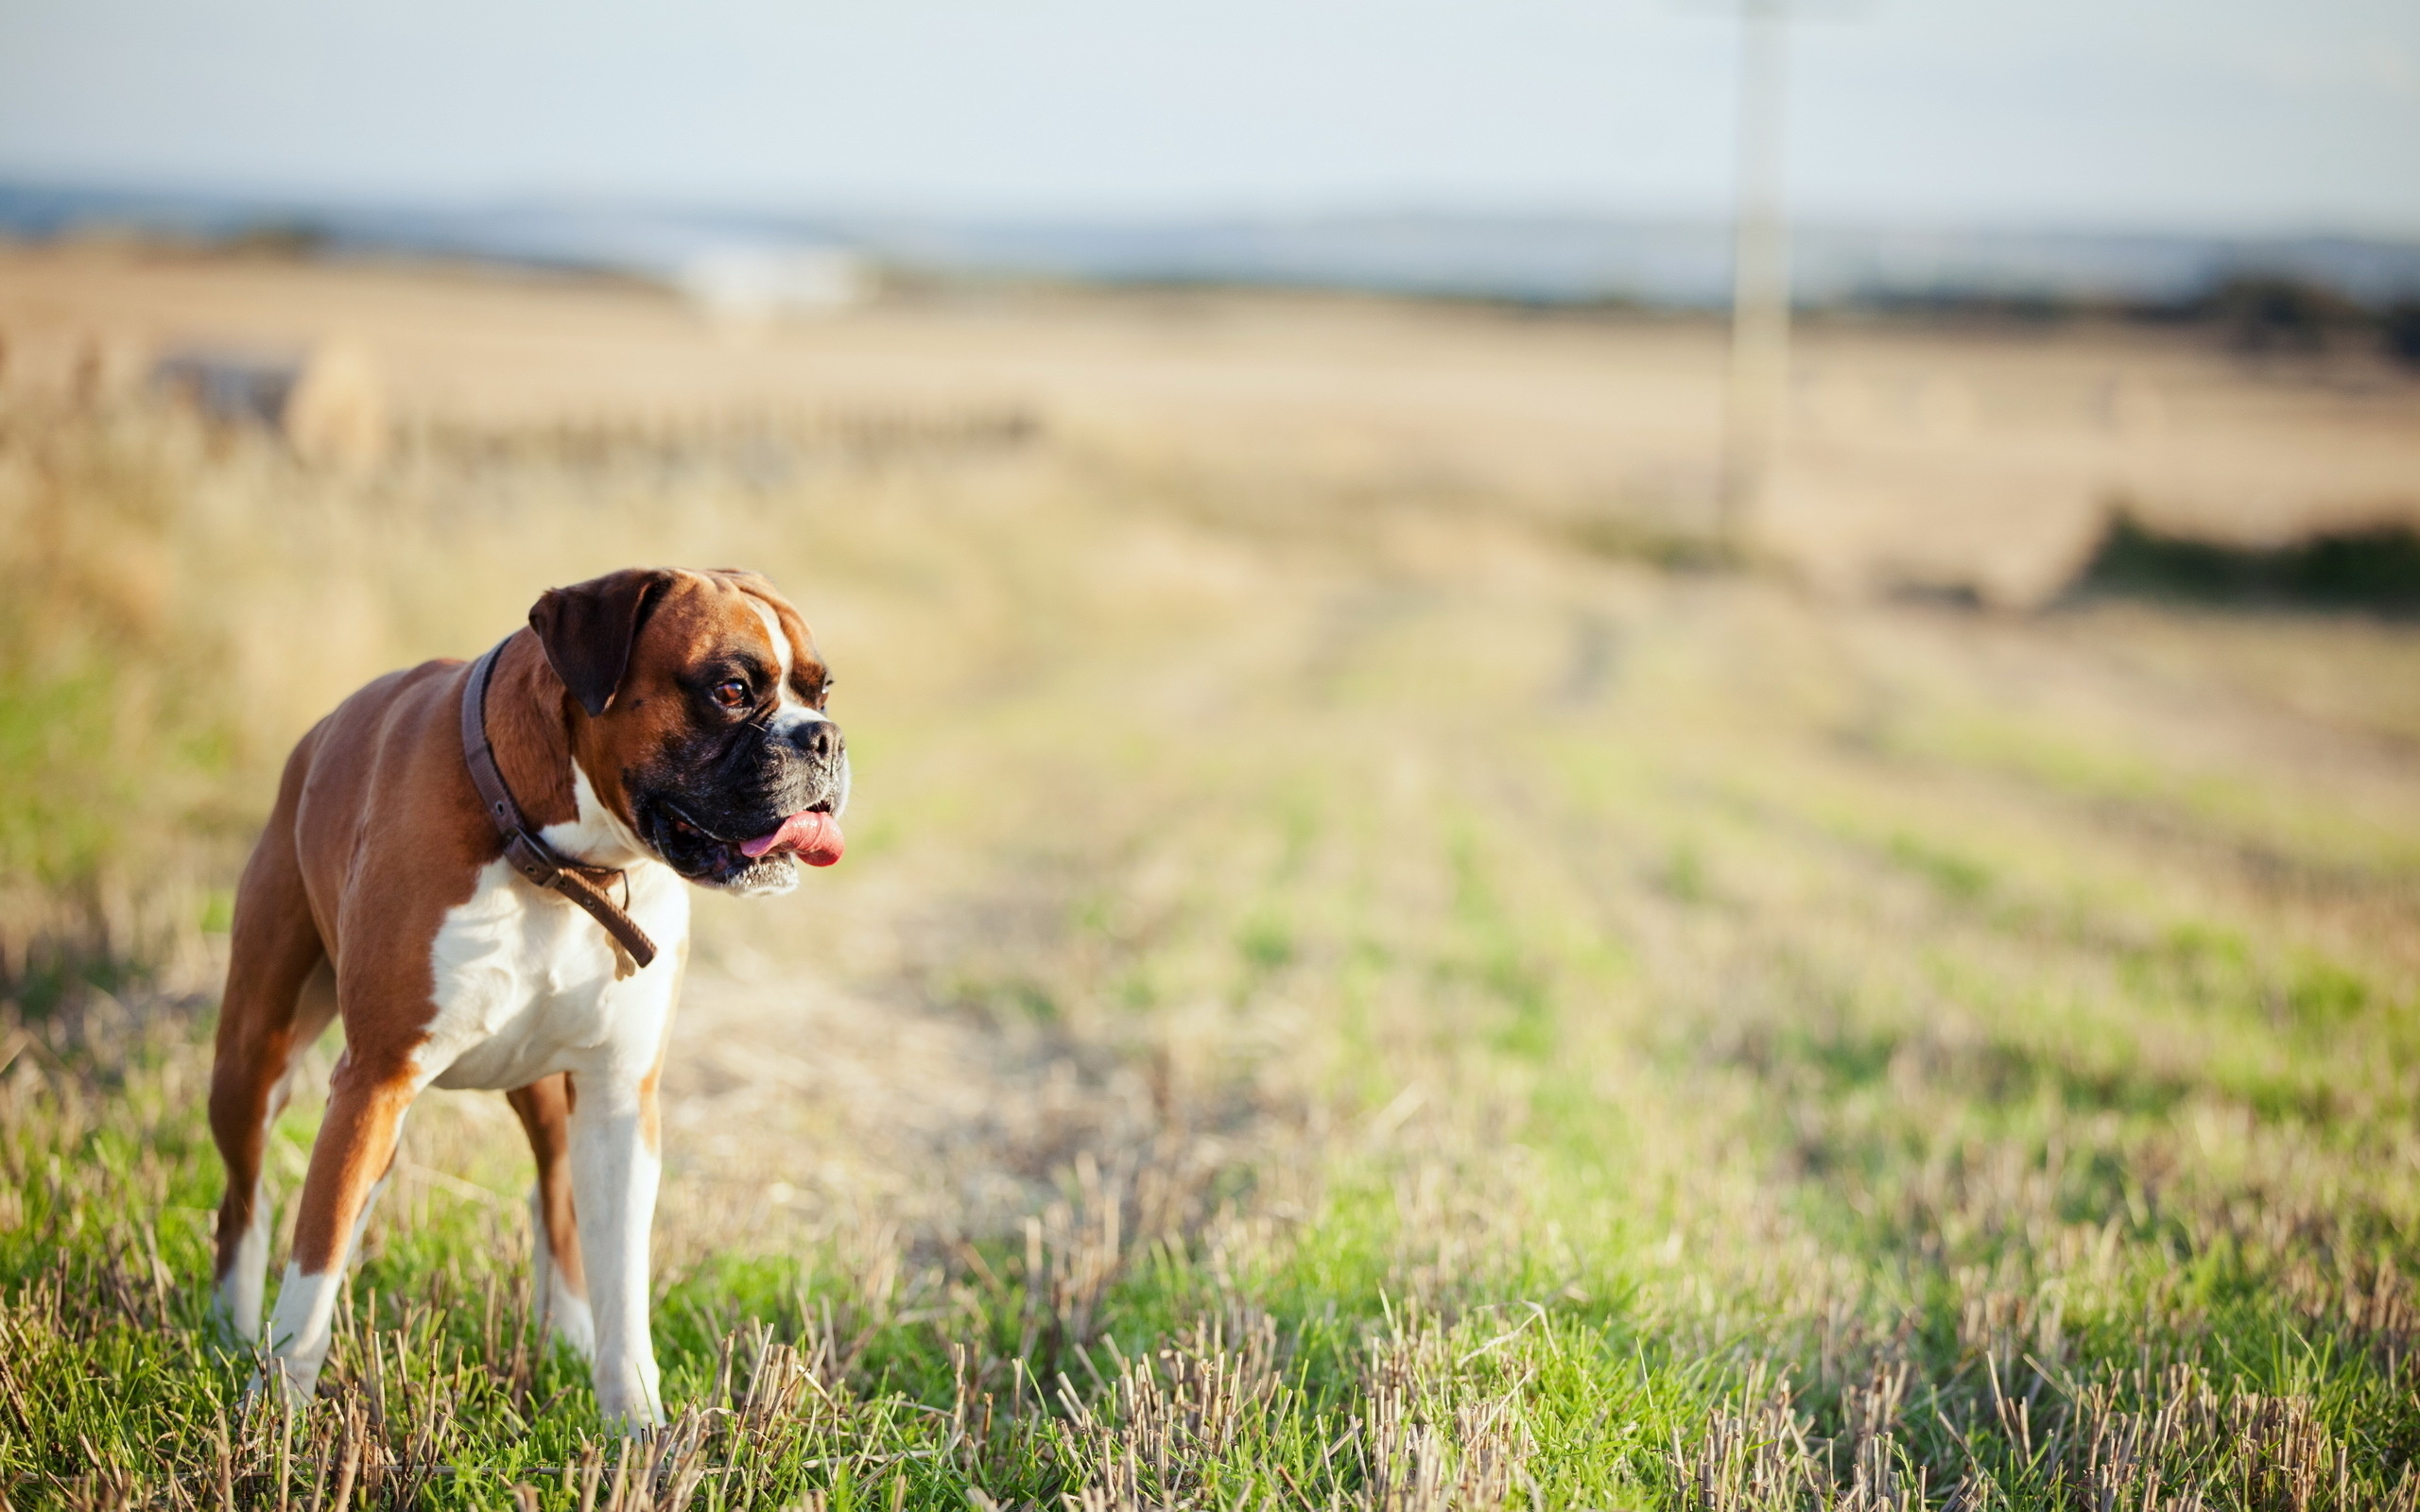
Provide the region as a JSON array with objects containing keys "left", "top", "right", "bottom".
[{"left": 530, "top": 567, "right": 849, "bottom": 895}]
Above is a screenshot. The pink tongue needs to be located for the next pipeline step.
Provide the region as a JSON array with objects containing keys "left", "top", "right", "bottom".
[{"left": 737, "top": 810, "right": 844, "bottom": 867}]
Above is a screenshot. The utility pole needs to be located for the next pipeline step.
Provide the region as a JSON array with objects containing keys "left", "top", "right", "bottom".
[{"left": 1717, "top": 0, "right": 1793, "bottom": 552}]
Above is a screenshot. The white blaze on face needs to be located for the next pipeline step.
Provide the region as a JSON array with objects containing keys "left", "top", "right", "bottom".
[
  {"left": 748, "top": 597, "right": 808, "bottom": 713},
  {"left": 747, "top": 597, "right": 849, "bottom": 813}
]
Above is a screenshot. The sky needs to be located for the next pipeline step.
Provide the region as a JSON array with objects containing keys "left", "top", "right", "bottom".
[{"left": 0, "top": 0, "right": 2414, "bottom": 234}]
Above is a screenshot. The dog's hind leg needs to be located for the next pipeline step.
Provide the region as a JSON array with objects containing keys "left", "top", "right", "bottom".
[
  {"left": 209, "top": 759, "right": 331, "bottom": 1344},
  {"left": 507, "top": 1074, "right": 594, "bottom": 1359}
]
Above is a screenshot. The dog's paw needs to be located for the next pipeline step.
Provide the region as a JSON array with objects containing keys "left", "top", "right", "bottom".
[
  {"left": 240, "top": 1357, "right": 320, "bottom": 1414},
  {"left": 593, "top": 1363, "right": 666, "bottom": 1435}
]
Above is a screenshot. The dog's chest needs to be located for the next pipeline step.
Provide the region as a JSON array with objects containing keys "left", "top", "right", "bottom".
[{"left": 421, "top": 859, "right": 688, "bottom": 1091}]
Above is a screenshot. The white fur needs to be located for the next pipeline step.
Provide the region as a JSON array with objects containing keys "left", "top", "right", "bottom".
[
  {"left": 750, "top": 599, "right": 830, "bottom": 734},
  {"left": 531, "top": 1183, "right": 597, "bottom": 1357},
  {"left": 262, "top": 1144, "right": 398, "bottom": 1404},
  {"left": 255, "top": 1098, "right": 406, "bottom": 1402},
  {"left": 256, "top": 773, "right": 689, "bottom": 1425},
  {"left": 214, "top": 1193, "right": 272, "bottom": 1341},
  {"left": 748, "top": 598, "right": 852, "bottom": 816},
  {"left": 213, "top": 1056, "right": 316, "bottom": 1342},
  {"left": 750, "top": 598, "right": 795, "bottom": 685},
  {"left": 568, "top": 1086, "right": 665, "bottom": 1421},
  {"left": 545, "top": 762, "right": 656, "bottom": 869},
  {"left": 422, "top": 820, "right": 683, "bottom": 1425},
  {"left": 265, "top": 1263, "right": 344, "bottom": 1400}
]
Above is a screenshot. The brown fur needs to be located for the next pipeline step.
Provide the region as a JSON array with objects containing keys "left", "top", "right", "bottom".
[{"left": 209, "top": 568, "right": 827, "bottom": 1314}]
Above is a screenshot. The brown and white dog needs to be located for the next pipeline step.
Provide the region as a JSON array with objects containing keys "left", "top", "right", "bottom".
[{"left": 206, "top": 567, "right": 848, "bottom": 1426}]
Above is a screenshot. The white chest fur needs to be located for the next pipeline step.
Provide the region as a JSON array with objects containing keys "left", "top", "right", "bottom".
[{"left": 419, "top": 766, "right": 689, "bottom": 1092}]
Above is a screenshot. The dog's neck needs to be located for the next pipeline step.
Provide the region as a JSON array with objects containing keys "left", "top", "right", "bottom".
[
  {"left": 487, "top": 632, "right": 664, "bottom": 873},
  {"left": 483, "top": 631, "right": 590, "bottom": 841}
]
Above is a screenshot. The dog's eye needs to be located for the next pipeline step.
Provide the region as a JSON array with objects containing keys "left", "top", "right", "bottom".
[{"left": 712, "top": 679, "right": 750, "bottom": 709}]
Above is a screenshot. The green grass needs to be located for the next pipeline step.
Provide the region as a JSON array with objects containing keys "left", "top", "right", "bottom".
[{"left": 7, "top": 398, "right": 2420, "bottom": 1509}]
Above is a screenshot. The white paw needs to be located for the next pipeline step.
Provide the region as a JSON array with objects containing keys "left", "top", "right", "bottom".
[
  {"left": 205, "top": 1288, "right": 253, "bottom": 1348},
  {"left": 545, "top": 1287, "right": 597, "bottom": 1360},
  {"left": 243, "top": 1357, "right": 320, "bottom": 1412},
  {"left": 593, "top": 1362, "right": 666, "bottom": 1434},
  {"left": 596, "top": 1390, "right": 666, "bottom": 1434}
]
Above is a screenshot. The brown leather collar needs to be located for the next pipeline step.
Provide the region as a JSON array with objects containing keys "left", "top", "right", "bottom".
[{"left": 460, "top": 638, "right": 659, "bottom": 975}]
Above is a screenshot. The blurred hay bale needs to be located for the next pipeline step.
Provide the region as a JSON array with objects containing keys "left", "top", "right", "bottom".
[
  {"left": 154, "top": 338, "right": 389, "bottom": 470},
  {"left": 1758, "top": 463, "right": 2112, "bottom": 611},
  {"left": 283, "top": 339, "right": 389, "bottom": 471},
  {"left": 152, "top": 347, "right": 294, "bottom": 427}
]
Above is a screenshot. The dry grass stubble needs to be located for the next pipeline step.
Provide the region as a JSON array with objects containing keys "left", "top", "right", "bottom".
[{"left": 4, "top": 273, "right": 2420, "bottom": 1507}]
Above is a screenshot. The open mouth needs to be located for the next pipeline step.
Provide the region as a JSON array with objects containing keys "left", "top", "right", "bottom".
[
  {"left": 661, "top": 799, "right": 844, "bottom": 871},
  {"left": 736, "top": 802, "right": 843, "bottom": 868}
]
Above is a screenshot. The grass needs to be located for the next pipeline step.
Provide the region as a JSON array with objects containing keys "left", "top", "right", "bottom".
[
  {"left": 5, "top": 301, "right": 2420, "bottom": 1509},
  {"left": 2073, "top": 513, "right": 2420, "bottom": 616}
]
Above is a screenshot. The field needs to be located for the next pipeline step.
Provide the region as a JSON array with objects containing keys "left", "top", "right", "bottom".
[{"left": 5, "top": 245, "right": 2420, "bottom": 1509}]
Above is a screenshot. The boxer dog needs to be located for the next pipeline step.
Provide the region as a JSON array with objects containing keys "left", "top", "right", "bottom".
[{"left": 205, "top": 567, "right": 847, "bottom": 1427}]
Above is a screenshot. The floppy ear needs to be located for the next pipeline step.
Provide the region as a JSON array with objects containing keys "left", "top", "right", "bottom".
[{"left": 528, "top": 568, "right": 675, "bottom": 718}]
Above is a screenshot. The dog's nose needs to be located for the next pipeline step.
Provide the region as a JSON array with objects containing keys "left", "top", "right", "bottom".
[{"left": 793, "top": 719, "right": 843, "bottom": 763}]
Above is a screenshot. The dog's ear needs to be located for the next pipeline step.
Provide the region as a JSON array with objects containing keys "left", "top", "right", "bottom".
[{"left": 528, "top": 568, "right": 675, "bottom": 718}]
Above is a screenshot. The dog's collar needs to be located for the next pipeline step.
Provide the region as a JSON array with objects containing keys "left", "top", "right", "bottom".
[{"left": 460, "top": 637, "right": 659, "bottom": 975}]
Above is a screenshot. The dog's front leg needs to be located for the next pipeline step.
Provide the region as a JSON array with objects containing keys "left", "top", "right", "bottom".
[
  {"left": 265, "top": 1046, "right": 418, "bottom": 1404},
  {"left": 568, "top": 1073, "right": 665, "bottom": 1429}
]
